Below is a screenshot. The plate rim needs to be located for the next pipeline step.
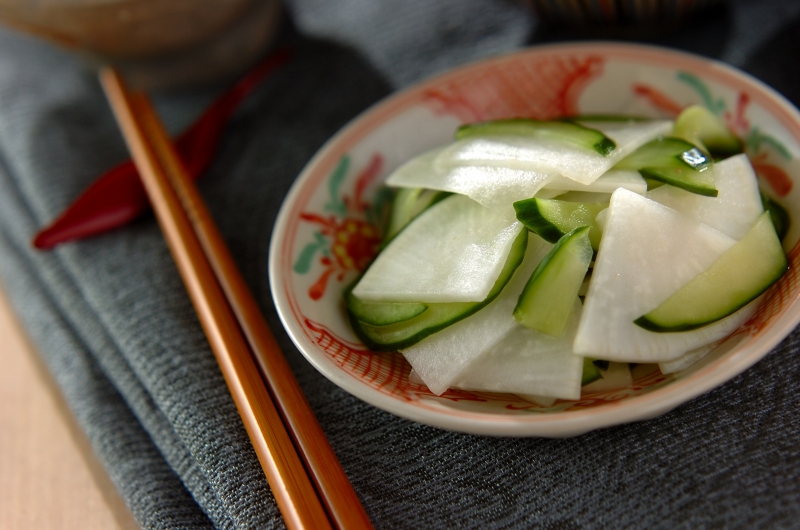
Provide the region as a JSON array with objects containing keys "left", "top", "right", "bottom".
[{"left": 269, "top": 41, "right": 800, "bottom": 437}]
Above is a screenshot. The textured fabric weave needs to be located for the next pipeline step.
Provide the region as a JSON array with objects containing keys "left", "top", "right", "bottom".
[{"left": 1, "top": 1, "right": 799, "bottom": 528}]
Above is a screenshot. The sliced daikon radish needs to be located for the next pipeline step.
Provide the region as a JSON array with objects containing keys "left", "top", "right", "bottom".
[
  {"left": 646, "top": 154, "right": 764, "bottom": 240},
  {"left": 455, "top": 118, "right": 617, "bottom": 155},
  {"left": 408, "top": 369, "right": 424, "bottom": 386},
  {"left": 515, "top": 394, "right": 558, "bottom": 407},
  {"left": 385, "top": 148, "right": 553, "bottom": 219},
  {"left": 535, "top": 189, "right": 568, "bottom": 200},
  {"left": 385, "top": 187, "right": 450, "bottom": 240},
  {"left": 352, "top": 194, "right": 522, "bottom": 303},
  {"left": 544, "top": 169, "right": 646, "bottom": 195},
  {"left": 453, "top": 299, "right": 584, "bottom": 400},
  {"left": 434, "top": 120, "right": 672, "bottom": 185},
  {"left": 402, "top": 235, "right": 552, "bottom": 395},
  {"left": 658, "top": 340, "right": 721, "bottom": 374},
  {"left": 574, "top": 189, "right": 755, "bottom": 362}
]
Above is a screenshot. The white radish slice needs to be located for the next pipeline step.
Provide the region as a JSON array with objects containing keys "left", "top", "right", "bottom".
[
  {"left": 352, "top": 194, "right": 522, "bottom": 302},
  {"left": 544, "top": 169, "right": 647, "bottom": 195},
  {"left": 534, "top": 189, "right": 567, "bottom": 200},
  {"left": 402, "top": 235, "right": 552, "bottom": 395},
  {"left": 574, "top": 189, "right": 756, "bottom": 362},
  {"left": 433, "top": 120, "right": 672, "bottom": 185},
  {"left": 453, "top": 299, "right": 584, "bottom": 400},
  {"left": 658, "top": 340, "right": 720, "bottom": 374},
  {"left": 408, "top": 369, "right": 424, "bottom": 386},
  {"left": 646, "top": 154, "right": 764, "bottom": 240},
  {"left": 385, "top": 148, "right": 553, "bottom": 220},
  {"left": 515, "top": 394, "right": 558, "bottom": 407}
]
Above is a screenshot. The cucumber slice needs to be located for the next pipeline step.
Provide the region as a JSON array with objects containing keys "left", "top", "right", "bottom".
[
  {"left": 352, "top": 194, "right": 523, "bottom": 303},
  {"left": 385, "top": 187, "right": 450, "bottom": 241},
  {"left": 761, "top": 192, "right": 790, "bottom": 242},
  {"left": 350, "top": 229, "right": 529, "bottom": 351},
  {"left": 639, "top": 167, "right": 718, "bottom": 197},
  {"left": 581, "top": 357, "right": 602, "bottom": 386},
  {"left": 513, "top": 227, "right": 592, "bottom": 337},
  {"left": 635, "top": 211, "right": 788, "bottom": 332},
  {"left": 513, "top": 198, "right": 607, "bottom": 251},
  {"left": 452, "top": 300, "right": 585, "bottom": 400},
  {"left": 401, "top": 235, "right": 552, "bottom": 394},
  {"left": 674, "top": 105, "right": 743, "bottom": 159},
  {"left": 615, "top": 136, "right": 717, "bottom": 196},
  {"left": 436, "top": 119, "right": 673, "bottom": 185},
  {"left": 615, "top": 137, "right": 710, "bottom": 171},
  {"left": 345, "top": 288, "right": 427, "bottom": 326},
  {"left": 574, "top": 189, "right": 758, "bottom": 362},
  {"left": 455, "top": 118, "right": 616, "bottom": 156}
]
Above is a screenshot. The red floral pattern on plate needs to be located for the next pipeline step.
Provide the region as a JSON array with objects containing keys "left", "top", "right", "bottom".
[{"left": 422, "top": 55, "right": 604, "bottom": 122}]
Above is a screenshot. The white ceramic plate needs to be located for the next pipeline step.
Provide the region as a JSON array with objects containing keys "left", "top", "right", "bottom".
[{"left": 269, "top": 42, "right": 800, "bottom": 437}]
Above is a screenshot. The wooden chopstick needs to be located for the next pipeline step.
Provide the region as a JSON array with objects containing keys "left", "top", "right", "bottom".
[{"left": 99, "top": 68, "right": 372, "bottom": 530}]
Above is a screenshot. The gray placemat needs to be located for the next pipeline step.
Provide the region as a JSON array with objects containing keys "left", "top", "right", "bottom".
[{"left": 1, "top": 1, "right": 799, "bottom": 528}]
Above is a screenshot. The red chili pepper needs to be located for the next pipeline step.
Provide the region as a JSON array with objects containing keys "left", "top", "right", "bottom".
[{"left": 33, "top": 47, "right": 293, "bottom": 250}]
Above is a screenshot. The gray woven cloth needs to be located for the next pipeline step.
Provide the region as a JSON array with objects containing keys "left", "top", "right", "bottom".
[{"left": 1, "top": 0, "right": 799, "bottom": 528}]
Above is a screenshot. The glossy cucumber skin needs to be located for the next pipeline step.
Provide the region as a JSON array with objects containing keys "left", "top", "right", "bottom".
[
  {"left": 639, "top": 167, "right": 718, "bottom": 197},
  {"left": 514, "top": 198, "right": 607, "bottom": 250},
  {"left": 581, "top": 358, "right": 602, "bottom": 385},
  {"left": 385, "top": 188, "right": 451, "bottom": 242},
  {"left": 349, "top": 229, "right": 529, "bottom": 351},
  {"left": 615, "top": 137, "right": 718, "bottom": 197},
  {"left": 761, "top": 192, "right": 790, "bottom": 242},
  {"left": 346, "top": 288, "right": 427, "bottom": 326},
  {"left": 455, "top": 118, "right": 616, "bottom": 156},
  {"left": 635, "top": 211, "right": 788, "bottom": 332},
  {"left": 513, "top": 226, "right": 592, "bottom": 337}
]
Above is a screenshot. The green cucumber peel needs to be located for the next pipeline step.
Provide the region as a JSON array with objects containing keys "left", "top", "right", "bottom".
[
  {"left": 513, "top": 226, "right": 593, "bottom": 337},
  {"left": 614, "top": 136, "right": 718, "bottom": 197},
  {"left": 615, "top": 137, "right": 711, "bottom": 172},
  {"left": 345, "top": 288, "right": 427, "bottom": 326},
  {"left": 761, "top": 191, "right": 790, "bottom": 242},
  {"left": 581, "top": 357, "right": 602, "bottom": 386},
  {"left": 385, "top": 188, "right": 451, "bottom": 242},
  {"left": 455, "top": 118, "right": 616, "bottom": 156},
  {"left": 513, "top": 198, "right": 607, "bottom": 251},
  {"left": 639, "top": 167, "right": 718, "bottom": 197}
]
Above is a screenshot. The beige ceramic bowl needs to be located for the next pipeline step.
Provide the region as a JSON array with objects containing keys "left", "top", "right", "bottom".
[
  {"left": 270, "top": 42, "right": 800, "bottom": 437},
  {"left": 0, "top": 0, "right": 282, "bottom": 88}
]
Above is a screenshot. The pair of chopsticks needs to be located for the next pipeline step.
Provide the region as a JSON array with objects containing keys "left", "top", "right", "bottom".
[{"left": 99, "top": 68, "right": 373, "bottom": 530}]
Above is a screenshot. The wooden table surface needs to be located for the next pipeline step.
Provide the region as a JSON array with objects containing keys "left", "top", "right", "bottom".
[{"left": 0, "top": 287, "right": 139, "bottom": 530}]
